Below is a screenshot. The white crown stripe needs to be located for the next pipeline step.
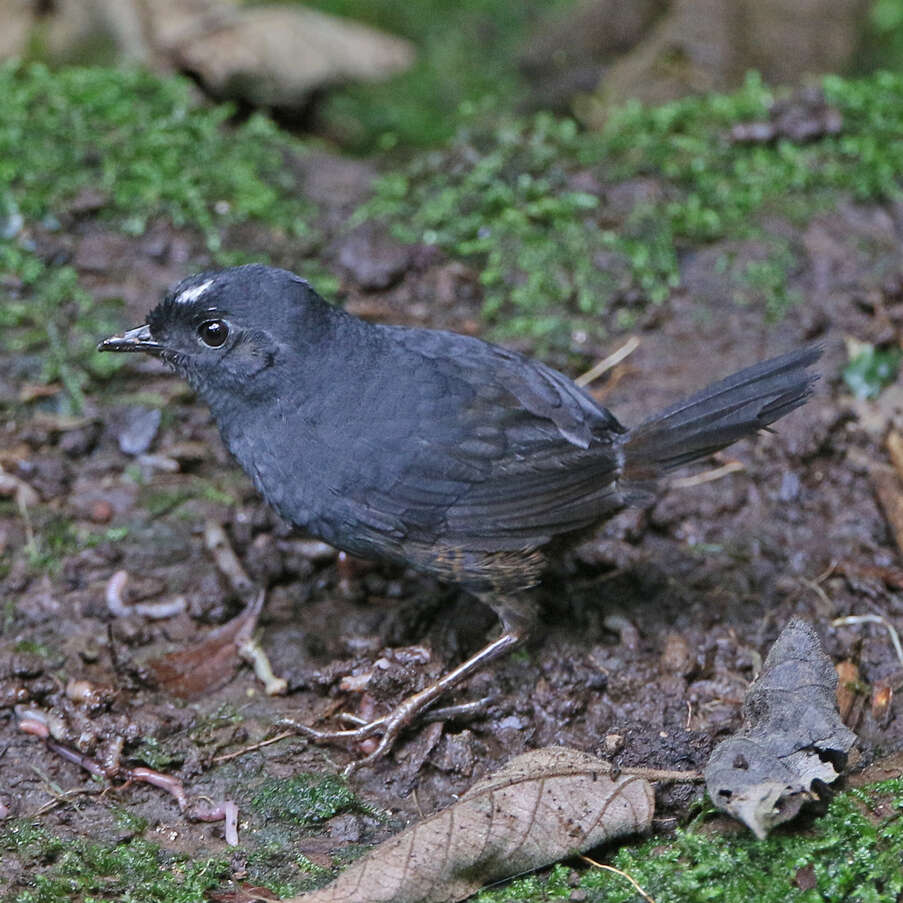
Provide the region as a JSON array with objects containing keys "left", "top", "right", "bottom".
[{"left": 175, "top": 279, "right": 215, "bottom": 304}]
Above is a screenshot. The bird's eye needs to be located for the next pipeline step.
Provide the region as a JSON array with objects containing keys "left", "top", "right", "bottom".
[{"left": 197, "top": 320, "right": 229, "bottom": 348}]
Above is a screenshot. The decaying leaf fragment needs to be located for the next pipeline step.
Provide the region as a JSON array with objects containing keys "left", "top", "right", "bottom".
[
  {"left": 147, "top": 591, "right": 264, "bottom": 698},
  {"left": 705, "top": 618, "right": 857, "bottom": 838},
  {"left": 289, "top": 747, "right": 654, "bottom": 903}
]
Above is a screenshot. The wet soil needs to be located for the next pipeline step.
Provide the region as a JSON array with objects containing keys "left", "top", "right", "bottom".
[{"left": 2, "top": 154, "right": 902, "bottom": 895}]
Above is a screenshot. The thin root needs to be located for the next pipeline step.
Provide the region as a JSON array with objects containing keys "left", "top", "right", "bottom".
[
  {"left": 580, "top": 855, "right": 657, "bottom": 903},
  {"left": 670, "top": 460, "right": 745, "bottom": 490},
  {"left": 833, "top": 613, "right": 903, "bottom": 668},
  {"left": 575, "top": 336, "right": 640, "bottom": 388}
]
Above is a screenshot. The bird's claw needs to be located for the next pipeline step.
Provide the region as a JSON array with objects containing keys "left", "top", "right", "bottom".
[
  {"left": 280, "top": 631, "right": 523, "bottom": 774},
  {"left": 280, "top": 685, "right": 442, "bottom": 775}
]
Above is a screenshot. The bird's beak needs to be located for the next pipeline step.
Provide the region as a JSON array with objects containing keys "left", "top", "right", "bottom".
[{"left": 97, "top": 324, "right": 162, "bottom": 356}]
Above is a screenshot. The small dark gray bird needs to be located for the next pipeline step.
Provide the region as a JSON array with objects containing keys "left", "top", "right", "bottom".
[{"left": 100, "top": 263, "right": 820, "bottom": 767}]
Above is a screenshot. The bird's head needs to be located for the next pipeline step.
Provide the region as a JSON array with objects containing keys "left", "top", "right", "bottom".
[{"left": 98, "top": 264, "right": 333, "bottom": 403}]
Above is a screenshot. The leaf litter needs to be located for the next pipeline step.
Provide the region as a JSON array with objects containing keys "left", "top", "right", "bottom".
[
  {"left": 704, "top": 618, "right": 858, "bottom": 838},
  {"left": 289, "top": 746, "right": 654, "bottom": 903}
]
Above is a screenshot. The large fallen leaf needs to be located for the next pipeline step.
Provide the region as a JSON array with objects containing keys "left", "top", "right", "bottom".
[
  {"left": 873, "top": 463, "right": 903, "bottom": 560},
  {"left": 289, "top": 747, "right": 654, "bottom": 903},
  {"left": 705, "top": 618, "right": 857, "bottom": 838}
]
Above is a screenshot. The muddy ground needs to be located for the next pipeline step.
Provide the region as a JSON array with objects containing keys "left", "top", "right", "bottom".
[{"left": 2, "top": 152, "right": 902, "bottom": 896}]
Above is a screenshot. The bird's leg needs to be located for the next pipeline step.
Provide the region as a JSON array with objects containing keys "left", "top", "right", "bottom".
[{"left": 281, "top": 594, "right": 536, "bottom": 775}]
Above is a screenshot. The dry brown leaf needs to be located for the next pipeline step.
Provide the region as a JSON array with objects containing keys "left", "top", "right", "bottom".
[
  {"left": 888, "top": 430, "right": 903, "bottom": 481},
  {"left": 147, "top": 592, "right": 263, "bottom": 698},
  {"left": 288, "top": 747, "right": 654, "bottom": 903},
  {"left": 872, "top": 465, "right": 903, "bottom": 557},
  {"left": 871, "top": 683, "right": 893, "bottom": 727},
  {"left": 835, "top": 659, "right": 866, "bottom": 728}
]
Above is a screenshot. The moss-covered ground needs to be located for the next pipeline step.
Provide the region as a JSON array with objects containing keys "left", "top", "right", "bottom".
[
  {"left": 361, "top": 71, "right": 903, "bottom": 347},
  {"left": 474, "top": 777, "right": 903, "bottom": 903},
  {"left": 3, "top": 776, "right": 901, "bottom": 902},
  {"left": 4, "top": 63, "right": 903, "bottom": 411},
  {"left": 2, "top": 48, "right": 902, "bottom": 903}
]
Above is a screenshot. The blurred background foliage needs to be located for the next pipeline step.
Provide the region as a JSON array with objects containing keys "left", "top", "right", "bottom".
[
  {"left": 2, "top": 0, "right": 903, "bottom": 400},
  {"left": 297, "top": 0, "right": 903, "bottom": 152},
  {"left": 283, "top": 0, "right": 574, "bottom": 150}
]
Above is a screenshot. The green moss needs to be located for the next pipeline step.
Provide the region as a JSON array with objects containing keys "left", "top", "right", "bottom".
[
  {"left": 132, "top": 737, "right": 183, "bottom": 772},
  {"left": 0, "top": 61, "right": 321, "bottom": 412},
  {"left": 471, "top": 777, "right": 903, "bottom": 903},
  {"left": 111, "top": 807, "right": 150, "bottom": 836},
  {"left": 12, "top": 640, "right": 52, "bottom": 657},
  {"left": 243, "top": 845, "right": 333, "bottom": 898},
  {"left": 360, "top": 114, "right": 623, "bottom": 349},
  {"left": 1, "top": 820, "right": 229, "bottom": 903},
  {"left": 730, "top": 236, "right": 803, "bottom": 320},
  {"left": 250, "top": 773, "right": 367, "bottom": 826},
  {"left": 0, "top": 62, "right": 314, "bottom": 242},
  {"left": 360, "top": 71, "right": 903, "bottom": 350},
  {"left": 24, "top": 513, "right": 128, "bottom": 574},
  {"left": 286, "top": 0, "right": 570, "bottom": 151},
  {"left": 141, "top": 488, "right": 195, "bottom": 519},
  {"left": 862, "top": 0, "right": 903, "bottom": 71},
  {"left": 843, "top": 342, "right": 902, "bottom": 399}
]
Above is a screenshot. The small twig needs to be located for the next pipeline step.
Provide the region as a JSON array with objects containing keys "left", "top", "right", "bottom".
[
  {"left": 238, "top": 636, "right": 288, "bottom": 696},
  {"left": 799, "top": 576, "right": 834, "bottom": 615},
  {"left": 575, "top": 336, "right": 640, "bottom": 387},
  {"left": 211, "top": 730, "right": 296, "bottom": 764},
  {"left": 619, "top": 766, "right": 702, "bottom": 783},
  {"left": 580, "top": 855, "right": 656, "bottom": 903},
  {"left": 670, "top": 460, "right": 745, "bottom": 490},
  {"left": 833, "top": 614, "right": 903, "bottom": 668},
  {"left": 0, "top": 466, "right": 39, "bottom": 552},
  {"left": 422, "top": 696, "right": 496, "bottom": 723},
  {"left": 27, "top": 760, "right": 105, "bottom": 816},
  {"left": 204, "top": 519, "right": 254, "bottom": 595},
  {"left": 813, "top": 561, "right": 838, "bottom": 584},
  {"left": 30, "top": 786, "right": 104, "bottom": 817}
]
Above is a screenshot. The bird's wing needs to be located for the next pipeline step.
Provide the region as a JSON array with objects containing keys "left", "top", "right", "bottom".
[{"left": 346, "top": 329, "right": 627, "bottom": 552}]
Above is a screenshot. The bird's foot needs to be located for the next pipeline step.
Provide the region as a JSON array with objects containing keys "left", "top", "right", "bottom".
[
  {"left": 280, "top": 630, "right": 522, "bottom": 776},
  {"left": 284, "top": 682, "right": 450, "bottom": 776}
]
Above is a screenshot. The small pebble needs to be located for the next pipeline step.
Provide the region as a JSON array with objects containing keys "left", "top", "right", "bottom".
[
  {"left": 660, "top": 632, "right": 694, "bottom": 675},
  {"left": 779, "top": 470, "right": 801, "bottom": 502},
  {"left": 117, "top": 407, "right": 161, "bottom": 456},
  {"left": 90, "top": 499, "right": 114, "bottom": 523}
]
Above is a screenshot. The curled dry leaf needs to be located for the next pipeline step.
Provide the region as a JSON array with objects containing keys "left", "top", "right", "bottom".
[
  {"left": 288, "top": 747, "right": 654, "bottom": 903},
  {"left": 872, "top": 465, "right": 903, "bottom": 559},
  {"left": 147, "top": 591, "right": 264, "bottom": 698},
  {"left": 888, "top": 429, "right": 903, "bottom": 479},
  {"left": 705, "top": 618, "right": 857, "bottom": 839}
]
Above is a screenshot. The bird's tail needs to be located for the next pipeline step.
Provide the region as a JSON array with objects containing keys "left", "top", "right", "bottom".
[{"left": 620, "top": 346, "right": 822, "bottom": 485}]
